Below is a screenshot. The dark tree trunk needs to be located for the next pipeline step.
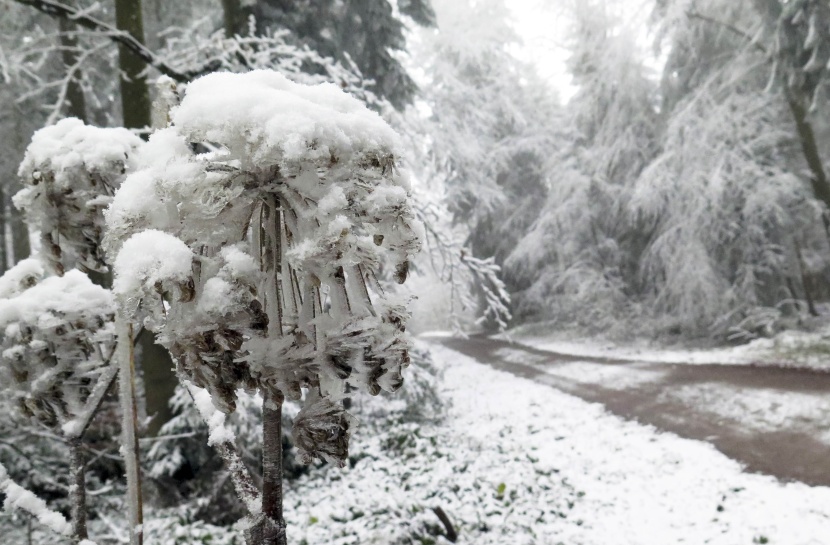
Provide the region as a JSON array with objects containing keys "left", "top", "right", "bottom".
[
  {"left": 10, "top": 203, "right": 30, "bottom": 264},
  {"left": 786, "top": 93, "right": 830, "bottom": 216},
  {"left": 114, "top": 0, "right": 151, "bottom": 131},
  {"left": 113, "top": 0, "right": 178, "bottom": 434},
  {"left": 0, "top": 187, "right": 7, "bottom": 272},
  {"left": 221, "top": 0, "right": 254, "bottom": 37},
  {"left": 137, "top": 328, "right": 177, "bottom": 436}
]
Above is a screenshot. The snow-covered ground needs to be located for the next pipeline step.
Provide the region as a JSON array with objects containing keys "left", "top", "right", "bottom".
[
  {"left": 503, "top": 326, "right": 830, "bottom": 368},
  {"left": 282, "top": 342, "right": 830, "bottom": 545},
  {"left": 659, "top": 384, "right": 830, "bottom": 445}
]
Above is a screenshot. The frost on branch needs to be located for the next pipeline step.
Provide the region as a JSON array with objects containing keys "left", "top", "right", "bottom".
[
  {"left": 107, "top": 70, "right": 421, "bottom": 465},
  {"left": 0, "top": 261, "right": 116, "bottom": 430},
  {"left": 15, "top": 117, "right": 143, "bottom": 275}
]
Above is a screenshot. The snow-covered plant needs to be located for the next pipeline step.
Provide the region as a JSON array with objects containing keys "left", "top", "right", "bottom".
[
  {"left": 106, "top": 69, "right": 421, "bottom": 545},
  {"left": 0, "top": 258, "right": 116, "bottom": 544},
  {"left": 15, "top": 118, "right": 144, "bottom": 276},
  {"left": 0, "top": 118, "right": 141, "bottom": 544},
  {"left": 0, "top": 259, "right": 115, "bottom": 430}
]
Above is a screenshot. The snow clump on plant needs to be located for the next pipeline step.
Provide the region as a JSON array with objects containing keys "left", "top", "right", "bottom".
[{"left": 15, "top": 118, "right": 143, "bottom": 275}]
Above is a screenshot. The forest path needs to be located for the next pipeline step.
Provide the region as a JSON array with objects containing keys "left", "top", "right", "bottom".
[{"left": 423, "top": 334, "right": 830, "bottom": 487}]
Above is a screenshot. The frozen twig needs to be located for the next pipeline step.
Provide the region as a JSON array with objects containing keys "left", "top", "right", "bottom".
[{"left": 0, "top": 460, "right": 99, "bottom": 542}]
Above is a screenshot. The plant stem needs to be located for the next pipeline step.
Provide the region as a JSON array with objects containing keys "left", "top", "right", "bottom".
[
  {"left": 117, "top": 320, "right": 143, "bottom": 545},
  {"left": 68, "top": 437, "right": 88, "bottom": 543},
  {"left": 261, "top": 389, "right": 286, "bottom": 545}
]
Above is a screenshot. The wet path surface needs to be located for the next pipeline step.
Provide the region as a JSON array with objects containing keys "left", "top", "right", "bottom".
[{"left": 425, "top": 335, "right": 830, "bottom": 487}]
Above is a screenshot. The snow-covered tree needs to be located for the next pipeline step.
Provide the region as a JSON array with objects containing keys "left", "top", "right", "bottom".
[
  {"left": 504, "top": 0, "right": 657, "bottom": 329},
  {"left": 106, "top": 70, "right": 421, "bottom": 545},
  {"left": 639, "top": 0, "right": 830, "bottom": 337},
  {"left": 407, "top": 0, "right": 561, "bottom": 329}
]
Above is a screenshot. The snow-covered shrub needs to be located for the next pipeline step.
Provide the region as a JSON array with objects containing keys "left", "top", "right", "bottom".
[
  {"left": 15, "top": 118, "right": 143, "bottom": 275},
  {"left": 106, "top": 69, "right": 421, "bottom": 542}
]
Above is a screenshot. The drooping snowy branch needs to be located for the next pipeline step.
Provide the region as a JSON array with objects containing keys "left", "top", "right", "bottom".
[
  {"left": 0, "top": 460, "right": 73, "bottom": 538},
  {"left": 415, "top": 198, "right": 511, "bottom": 333},
  {"left": 184, "top": 381, "right": 262, "bottom": 517}
]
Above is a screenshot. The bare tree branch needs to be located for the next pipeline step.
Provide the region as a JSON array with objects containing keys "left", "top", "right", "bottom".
[{"left": 9, "top": 0, "right": 216, "bottom": 82}]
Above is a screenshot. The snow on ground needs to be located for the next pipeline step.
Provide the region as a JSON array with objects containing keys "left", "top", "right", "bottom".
[
  {"left": 495, "top": 347, "right": 669, "bottom": 389},
  {"left": 284, "top": 342, "right": 830, "bottom": 545},
  {"left": 503, "top": 326, "right": 830, "bottom": 368},
  {"left": 660, "top": 384, "right": 830, "bottom": 445},
  {"left": 508, "top": 334, "right": 766, "bottom": 365}
]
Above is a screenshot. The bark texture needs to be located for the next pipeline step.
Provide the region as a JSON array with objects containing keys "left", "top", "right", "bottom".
[{"left": 260, "top": 383, "right": 286, "bottom": 545}]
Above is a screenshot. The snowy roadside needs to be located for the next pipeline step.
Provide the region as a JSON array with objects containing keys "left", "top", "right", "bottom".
[
  {"left": 499, "top": 327, "right": 830, "bottom": 369},
  {"left": 284, "top": 342, "right": 830, "bottom": 545}
]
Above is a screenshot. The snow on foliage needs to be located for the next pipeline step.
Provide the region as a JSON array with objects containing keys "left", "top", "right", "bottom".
[
  {"left": 0, "top": 264, "right": 115, "bottom": 429},
  {"left": 15, "top": 117, "right": 143, "bottom": 275},
  {"left": 107, "top": 70, "right": 421, "bottom": 467}
]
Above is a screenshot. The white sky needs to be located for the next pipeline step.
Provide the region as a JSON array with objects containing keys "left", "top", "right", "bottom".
[
  {"left": 507, "top": 0, "right": 576, "bottom": 100},
  {"left": 506, "top": 0, "right": 657, "bottom": 102}
]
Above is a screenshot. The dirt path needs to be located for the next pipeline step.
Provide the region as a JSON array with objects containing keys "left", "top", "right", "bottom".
[{"left": 425, "top": 335, "right": 830, "bottom": 487}]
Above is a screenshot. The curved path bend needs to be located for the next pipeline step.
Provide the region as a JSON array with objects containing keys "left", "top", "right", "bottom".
[{"left": 425, "top": 335, "right": 830, "bottom": 487}]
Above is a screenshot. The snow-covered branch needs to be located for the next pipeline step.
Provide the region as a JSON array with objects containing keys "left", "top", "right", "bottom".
[
  {"left": 9, "top": 0, "right": 207, "bottom": 82},
  {"left": 0, "top": 460, "right": 99, "bottom": 544}
]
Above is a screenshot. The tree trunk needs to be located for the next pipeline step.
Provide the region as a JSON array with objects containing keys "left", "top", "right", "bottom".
[
  {"left": 137, "top": 328, "right": 177, "bottom": 436},
  {"left": 114, "top": 0, "right": 178, "bottom": 434},
  {"left": 221, "top": 0, "right": 254, "bottom": 37},
  {"left": 786, "top": 93, "right": 830, "bottom": 216},
  {"left": 10, "top": 204, "right": 30, "bottom": 264},
  {"left": 0, "top": 187, "right": 7, "bottom": 272},
  {"left": 114, "top": 0, "right": 151, "bottom": 131},
  {"left": 68, "top": 437, "right": 88, "bottom": 544},
  {"left": 261, "top": 389, "right": 286, "bottom": 545}
]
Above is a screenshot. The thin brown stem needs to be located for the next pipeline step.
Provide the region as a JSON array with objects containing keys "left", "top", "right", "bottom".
[{"left": 68, "top": 437, "right": 88, "bottom": 544}]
